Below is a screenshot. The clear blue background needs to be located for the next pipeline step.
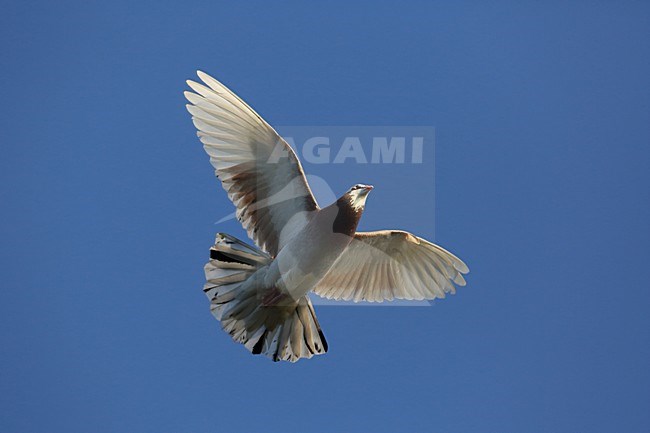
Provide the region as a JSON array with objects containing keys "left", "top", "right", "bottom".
[{"left": 1, "top": 1, "right": 649, "bottom": 432}]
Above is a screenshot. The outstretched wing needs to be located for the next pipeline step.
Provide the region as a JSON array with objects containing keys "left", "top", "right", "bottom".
[
  {"left": 185, "top": 71, "right": 319, "bottom": 256},
  {"left": 313, "top": 230, "right": 469, "bottom": 302}
]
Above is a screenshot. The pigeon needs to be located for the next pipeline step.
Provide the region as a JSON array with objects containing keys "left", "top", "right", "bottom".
[{"left": 185, "top": 71, "right": 469, "bottom": 362}]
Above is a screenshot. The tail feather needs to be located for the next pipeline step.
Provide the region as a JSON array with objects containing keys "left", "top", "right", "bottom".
[{"left": 204, "top": 233, "right": 328, "bottom": 362}]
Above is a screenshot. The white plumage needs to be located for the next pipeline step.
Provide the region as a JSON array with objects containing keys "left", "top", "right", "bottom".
[{"left": 185, "top": 71, "right": 469, "bottom": 362}]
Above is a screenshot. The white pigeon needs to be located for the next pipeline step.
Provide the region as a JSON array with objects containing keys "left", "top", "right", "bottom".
[{"left": 185, "top": 71, "right": 469, "bottom": 362}]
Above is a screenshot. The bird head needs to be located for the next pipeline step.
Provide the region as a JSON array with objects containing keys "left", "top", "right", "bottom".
[{"left": 344, "top": 184, "right": 374, "bottom": 211}]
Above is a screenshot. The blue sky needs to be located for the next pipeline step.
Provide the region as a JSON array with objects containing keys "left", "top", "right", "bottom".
[{"left": 1, "top": 1, "right": 649, "bottom": 432}]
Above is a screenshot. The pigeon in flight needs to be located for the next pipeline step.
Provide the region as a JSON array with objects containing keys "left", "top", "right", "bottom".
[{"left": 185, "top": 71, "right": 469, "bottom": 362}]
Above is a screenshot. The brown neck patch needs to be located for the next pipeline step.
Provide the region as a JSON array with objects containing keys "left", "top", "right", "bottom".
[{"left": 332, "top": 194, "right": 363, "bottom": 236}]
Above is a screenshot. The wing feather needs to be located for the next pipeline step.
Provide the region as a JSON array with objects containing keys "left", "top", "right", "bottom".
[
  {"left": 313, "top": 230, "right": 469, "bottom": 303},
  {"left": 185, "top": 71, "right": 319, "bottom": 256}
]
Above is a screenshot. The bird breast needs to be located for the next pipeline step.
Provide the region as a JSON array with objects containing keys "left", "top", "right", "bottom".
[{"left": 267, "top": 201, "right": 360, "bottom": 300}]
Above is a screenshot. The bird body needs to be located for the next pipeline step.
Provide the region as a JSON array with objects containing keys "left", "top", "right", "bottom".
[
  {"left": 185, "top": 71, "right": 469, "bottom": 362},
  {"left": 268, "top": 187, "right": 368, "bottom": 302}
]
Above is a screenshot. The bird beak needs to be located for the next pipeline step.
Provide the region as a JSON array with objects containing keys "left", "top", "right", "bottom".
[{"left": 364, "top": 185, "right": 374, "bottom": 192}]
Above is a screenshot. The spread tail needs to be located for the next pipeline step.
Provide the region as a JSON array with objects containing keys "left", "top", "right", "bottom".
[{"left": 203, "top": 233, "right": 328, "bottom": 362}]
